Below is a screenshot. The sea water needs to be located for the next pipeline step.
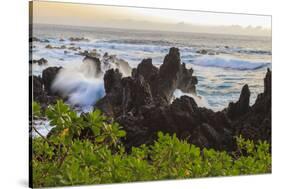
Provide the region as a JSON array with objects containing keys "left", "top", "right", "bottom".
[{"left": 32, "top": 24, "right": 271, "bottom": 111}]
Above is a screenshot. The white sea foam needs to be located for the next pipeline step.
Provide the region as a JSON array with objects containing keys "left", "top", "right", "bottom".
[
  {"left": 51, "top": 60, "right": 105, "bottom": 109},
  {"left": 32, "top": 25, "right": 271, "bottom": 112},
  {"left": 32, "top": 120, "right": 53, "bottom": 137},
  {"left": 173, "top": 89, "right": 210, "bottom": 108},
  {"left": 191, "top": 56, "right": 269, "bottom": 70}
]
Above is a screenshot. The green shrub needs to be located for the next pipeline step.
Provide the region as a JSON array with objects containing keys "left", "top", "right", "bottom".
[{"left": 31, "top": 100, "right": 271, "bottom": 187}]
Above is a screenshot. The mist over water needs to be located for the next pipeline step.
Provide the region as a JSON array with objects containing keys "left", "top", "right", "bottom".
[{"left": 51, "top": 59, "right": 105, "bottom": 109}]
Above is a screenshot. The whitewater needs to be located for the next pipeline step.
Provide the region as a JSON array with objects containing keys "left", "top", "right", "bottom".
[{"left": 31, "top": 24, "right": 271, "bottom": 112}]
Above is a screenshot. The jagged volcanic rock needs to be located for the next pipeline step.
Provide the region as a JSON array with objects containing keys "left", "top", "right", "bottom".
[
  {"left": 32, "top": 67, "right": 62, "bottom": 108},
  {"left": 226, "top": 84, "right": 250, "bottom": 120},
  {"left": 80, "top": 51, "right": 132, "bottom": 77},
  {"left": 34, "top": 46, "right": 271, "bottom": 152},
  {"left": 32, "top": 75, "right": 44, "bottom": 101},
  {"left": 42, "top": 67, "right": 62, "bottom": 94},
  {"left": 157, "top": 47, "right": 197, "bottom": 104},
  {"left": 232, "top": 69, "right": 271, "bottom": 144},
  {"left": 95, "top": 47, "right": 198, "bottom": 116},
  {"left": 95, "top": 47, "right": 271, "bottom": 152}
]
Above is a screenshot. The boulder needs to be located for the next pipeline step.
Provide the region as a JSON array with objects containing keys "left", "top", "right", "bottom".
[
  {"left": 69, "top": 37, "right": 89, "bottom": 42},
  {"left": 45, "top": 44, "right": 53, "bottom": 49},
  {"left": 79, "top": 50, "right": 101, "bottom": 58},
  {"left": 32, "top": 58, "right": 48, "bottom": 65},
  {"left": 196, "top": 49, "right": 208, "bottom": 54}
]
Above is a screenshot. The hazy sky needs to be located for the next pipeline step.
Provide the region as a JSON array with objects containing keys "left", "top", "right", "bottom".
[{"left": 31, "top": 1, "right": 271, "bottom": 36}]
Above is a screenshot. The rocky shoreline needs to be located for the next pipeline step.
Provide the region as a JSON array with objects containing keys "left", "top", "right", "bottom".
[{"left": 31, "top": 47, "right": 271, "bottom": 152}]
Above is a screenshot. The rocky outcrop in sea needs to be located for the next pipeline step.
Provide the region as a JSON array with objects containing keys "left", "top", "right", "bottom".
[
  {"left": 32, "top": 47, "right": 271, "bottom": 152},
  {"left": 95, "top": 47, "right": 271, "bottom": 151}
]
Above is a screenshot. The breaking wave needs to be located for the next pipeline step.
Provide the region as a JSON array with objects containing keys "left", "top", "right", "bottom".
[
  {"left": 191, "top": 56, "right": 269, "bottom": 70},
  {"left": 51, "top": 61, "right": 105, "bottom": 109}
]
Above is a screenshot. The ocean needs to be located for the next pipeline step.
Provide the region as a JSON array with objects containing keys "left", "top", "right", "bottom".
[{"left": 32, "top": 24, "right": 271, "bottom": 112}]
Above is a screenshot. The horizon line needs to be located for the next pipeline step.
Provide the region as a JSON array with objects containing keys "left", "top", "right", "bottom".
[{"left": 32, "top": 22, "right": 272, "bottom": 38}]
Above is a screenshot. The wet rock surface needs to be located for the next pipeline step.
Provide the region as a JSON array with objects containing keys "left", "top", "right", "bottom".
[
  {"left": 96, "top": 48, "right": 197, "bottom": 114},
  {"left": 80, "top": 51, "right": 132, "bottom": 77},
  {"left": 232, "top": 69, "right": 271, "bottom": 144},
  {"left": 42, "top": 67, "right": 62, "bottom": 94},
  {"left": 32, "top": 58, "right": 48, "bottom": 65},
  {"left": 32, "top": 47, "right": 271, "bottom": 152},
  {"left": 45, "top": 44, "right": 81, "bottom": 51},
  {"left": 226, "top": 84, "right": 250, "bottom": 120},
  {"left": 82, "top": 56, "right": 103, "bottom": 78},
  {"left": 29, "top": 36, "right": 49, "bottom": 43},
  {"left": 69, "top": 37, "right": 89, "bottom": 42},
  {"left": 94, "top": 47, "right": 271, "bottom": 151},
  {"left": 196, "top": 49, "right": 219, "bottom": 55},
  {"left": 32, "top": 67, "right": 62, "bottom": 108},
  {"left": 196, "top": 49, "right": 208, "bottom": 55},
  {"left": 78, "top": 49, "right": 101, "bottom": 58}
]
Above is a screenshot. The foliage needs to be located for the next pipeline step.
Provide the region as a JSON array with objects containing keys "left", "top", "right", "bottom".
[
  {"left": 32, "top": 101, "right": 41, "bottom": 118},
  {"left": 31, "top": 100, "right": 271, "bottom": 187}
]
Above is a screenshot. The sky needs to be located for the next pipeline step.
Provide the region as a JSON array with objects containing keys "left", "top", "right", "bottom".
[{"left": 31, "top": 1, "right": 271, "bottom": 36}]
